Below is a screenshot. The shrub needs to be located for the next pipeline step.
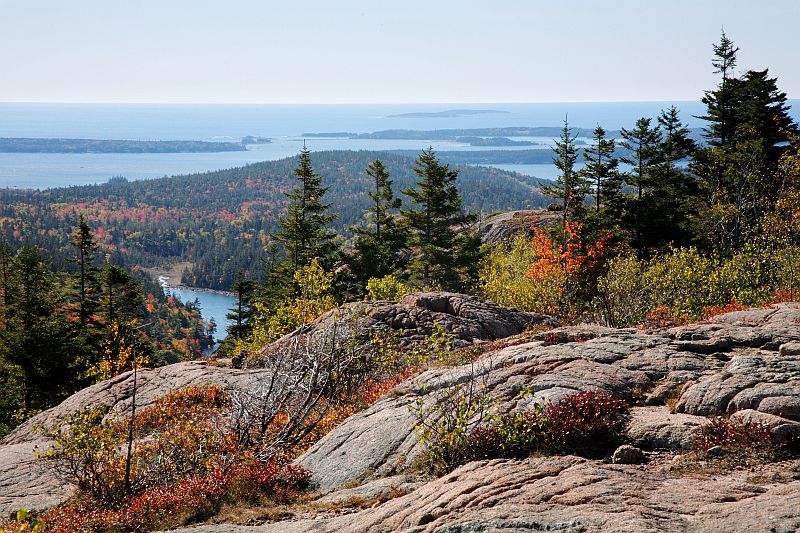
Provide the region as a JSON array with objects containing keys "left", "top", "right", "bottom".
[
  {"left": 593, "top": 254, "right": 653, "bottom": 327},
  {"left": 410, "top": 361, "right": 494, "bottom": 474},
  {"left": 365, "top": 274, "right": 411, "bottom": 302},
  {"left": 543, "top": 390, "right": 629, "bottom": 457},
  {"left": 692, "top": 416, "right": 772, "bottom": 453},
  {"left": 462, "top": 403, "right": 548, "bottom": 461},
  {"left": 480, "top": 223, "right": 610, "bottom": 320}
]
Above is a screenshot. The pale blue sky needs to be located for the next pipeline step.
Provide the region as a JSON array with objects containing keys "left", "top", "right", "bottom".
[{"left": 1, "top": 0, "right": 797, "bottom": 103}]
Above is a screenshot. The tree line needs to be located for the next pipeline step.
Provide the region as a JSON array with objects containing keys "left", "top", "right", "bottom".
[{"left": 0, "top": 218, "right": 214, "bottom": 436}]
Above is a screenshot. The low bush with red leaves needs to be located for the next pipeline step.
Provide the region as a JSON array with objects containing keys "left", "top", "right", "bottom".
[
  {"left": 692, "top": 416, "right": 773, "bottom": 453},
  {"left": 542, "top": 390, "right": 630, "bottom": 457},
  {"left": 417, "top": 389, "right": 631, "bottom": 473}
]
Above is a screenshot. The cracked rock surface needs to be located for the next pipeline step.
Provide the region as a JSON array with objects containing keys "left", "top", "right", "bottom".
[
  {"left": 3, "top": 301, "right": 800, "bottom": 532},
  {"left": 0, "top": 292, "right": 544, "bottom": 516}
]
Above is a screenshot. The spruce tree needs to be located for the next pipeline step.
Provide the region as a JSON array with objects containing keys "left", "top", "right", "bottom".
[
  {"left": 400, "top": 147, "right": 479, "bottom": 289},
  {"left": 543, "top": 118, "right": 589, "bottom": 251},
  {"left": 580, "top": 126, "right": 619, "bottom": 214},
  {"left": 620, "top": 117, "right": 662, "bottom": 199},
  {"left": 634, "top": 107, "right": 700, "bottom": 251},
  {"left": 701, "top": 31, "right": 741, "bottom": 146},
  {"left": 350, "top": 159, "right": 404, "bottom": 285},
  {"left": 69, "top": 215, "right": 100, "bottom": 326},
  {"left": 99, "top": 264, "right": 144, "bottom": 325},
  {"left": 226, "top": 272, "right": 257, "bottom": 341},
  {"left": 0, "top": 248, "right": 79, "bottom": 411},
  {"left": 273, "top": 147, "right": 338, "bottom": 274},
  {"left": 658, "top": 106, "right": 696, "bottom": 171}
]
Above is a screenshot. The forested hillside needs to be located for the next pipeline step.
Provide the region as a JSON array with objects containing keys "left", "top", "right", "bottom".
[{"left": 0, "top": 151, "right": 550, "bottom": 290}]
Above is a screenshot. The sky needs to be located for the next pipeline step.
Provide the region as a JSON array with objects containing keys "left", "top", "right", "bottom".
[{"left": 0, "top": 0, "right": 797, "bottom": 104}]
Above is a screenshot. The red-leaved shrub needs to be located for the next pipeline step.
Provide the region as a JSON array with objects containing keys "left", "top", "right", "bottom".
[
  {"left": 543, "top": 390, "right": 629, "bottom": 457},
  {"left": 692, "top": 416, "right": 772, "bottom": 453}
]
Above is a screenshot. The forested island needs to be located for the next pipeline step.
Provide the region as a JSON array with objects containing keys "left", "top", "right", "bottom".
[
  {"left": 303, "top": 126, "right": 609, "bottom": 139},
  {"left": 0, "top": 137, "right": 247, "bottom": 153}
]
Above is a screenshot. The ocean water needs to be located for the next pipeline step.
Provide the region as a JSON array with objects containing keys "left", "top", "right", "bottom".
[{"left": 0, "top": 100, "right": 736, "bottom": 189}]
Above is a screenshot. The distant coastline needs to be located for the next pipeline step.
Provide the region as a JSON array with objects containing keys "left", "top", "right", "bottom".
[{"left": 0, "top": 137, "right": 247, "bottom": 153}]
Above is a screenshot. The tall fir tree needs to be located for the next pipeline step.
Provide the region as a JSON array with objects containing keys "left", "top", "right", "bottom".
[
  {"left": 226, "top": 272, "right": 257, "bottom": 342},
  {"left": 543, "top": 118, "right": 589, "bottom": 252},
  {"left": 99, "top": 264, "right": 144, "bottom": 326},
  {"left": 619, "top": 117, "right": 662, "bottom": 200},
  {"left": 658, "top": 106, "right": 696, "bottom": 171},
  {"left": 349, "top": 159, "right": 404, "bottom": 286},
  {"left": 633, "top": 107, "right": 700, "bottom": 251},
  {"left": 273, "top": 147, "right": 338, "bottom": 275},
  {"left": 68, "top": 215, "right": 100, "bottom": 326},
  {"left": 400, "top": 147, "right": 479, "bottom": 290},
  {"left": 580, "top": 126, "right": 620, "bottom": 214},
  {"left": 701, "top": 30, "right": 740, "bottom": 147}
]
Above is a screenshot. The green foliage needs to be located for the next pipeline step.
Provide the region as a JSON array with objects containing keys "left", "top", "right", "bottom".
[
  {"left": 349, "top": 160, "right": 405, "bottom": 288},
  {"left": 479, "top": 234, "right": 542, "bottom": 311},
  {"left": 543, "top": 118, "right": 589, "bottom": 228},
  {"left": 593, "top": 240, "right": 800, "bottom": 327},
  {"left": 410, "top": 362, "right": 493, "bottom": 475},
  {"left": 245, "top": 258, "right": 336, "bottom": 349},
  {"left": 273, "top": 147, "right": 338, "bottom": 273},
  {"left": 0, "top": 508, "right": 45, "bottom": 532},
  {"left": 400, "top": 147, "right": 480, "bottom": 290},
  {"left": 365, "top": 274, "right": 411, "bottom": 302}
]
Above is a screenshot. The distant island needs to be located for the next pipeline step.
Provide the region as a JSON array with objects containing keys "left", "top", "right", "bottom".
[
  {"left": 386, "top": 109, "right": 508, "bottom": 118},
  {"left": 302, "top": 126, "right": 609, "bottom": 140},
  {"left": 0, "top": 138, "right": 247, "bottom": 153},
  {"left": 456, "top": 136, "right": 537, "bottom": 147},
  {"left": 241, "top": 136, "right": 271, "bottom": 144}
]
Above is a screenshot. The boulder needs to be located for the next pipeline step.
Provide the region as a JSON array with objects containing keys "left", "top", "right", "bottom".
[
  {"left": 612, "top": 444, "right": 646, "bottom": 464},
  {"left": 266, "top": 291, "right": 556, "bottom": 352}
]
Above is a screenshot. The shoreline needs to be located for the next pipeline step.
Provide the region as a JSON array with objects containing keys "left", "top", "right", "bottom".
[{"left": 157, "top": 274, "right": 236, "bottom": 298}]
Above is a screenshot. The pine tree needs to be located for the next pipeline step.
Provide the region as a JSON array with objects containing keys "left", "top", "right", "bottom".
[
  {"left": 620, "top": 117, "right": 662, "bottom": 199},
  {"left": 349, "top": 159, "right": 404, "bottom": 285},
  {"left": 273, "top": 147, "right": 338, "bottom": 274},
  {"left": 226, "top": 272, "right": 257, "bottom": 341},
  {"left": 632, "top": 107, "right": 700, "bottom": 251},
  {"left": 68, "top": 215, "right": 100, "bottom": 326},
  {"left": 400, "top": 147, "right": 479, "bottom": 289},
  {"left": 658, "top": 106, "right": 696, "bottom": 171},
  {"left": 580, "top": 126, "right": 620, "bottom": 213}
]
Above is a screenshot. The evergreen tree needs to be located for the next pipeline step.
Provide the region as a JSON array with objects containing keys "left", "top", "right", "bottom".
[
  {"left": 0, "top": 241, "right": 11, "bottom": 310},
  {"left": 632, "top": 107, "right": 700, "bottom": 251},
  {"left": 543, "top": 118, "right": 590, "bottom": 252},
  {"left": 349, "top": 159, "right": 404, "bottom": 285},
  {"left": 658, "top": 106, "right": 696, "bottom": 171},
  {"left": 580, "top": 126, "right": 620, "bottom": 214},
  {"left": 400, "top": 147, "right": 479, "bottom": 289},
  {"left": 701, "top": 31, "right": 740, "bottom": 146},
  {"left": 620, "top": 117, "right": 662, "bottom": 200},
  {"left": 99, "top": 264, "right": 144, "bottom": 325},
  {"left": 273, "top": 147, "right": 338, "bottom": 274},
  {"left": 0, "top": 248, "right": 80, "bottom": 411},
  {"left": 68, "top": 215, "right": 100, "bottom": 325},
  {"left": 226, "top": 272, "right": 257, "bottom": 342}
]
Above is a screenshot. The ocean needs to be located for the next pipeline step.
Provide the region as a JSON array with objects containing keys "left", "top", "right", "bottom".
[{"left": 0, "top": 100, "right": 737, "bottom": 189}]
